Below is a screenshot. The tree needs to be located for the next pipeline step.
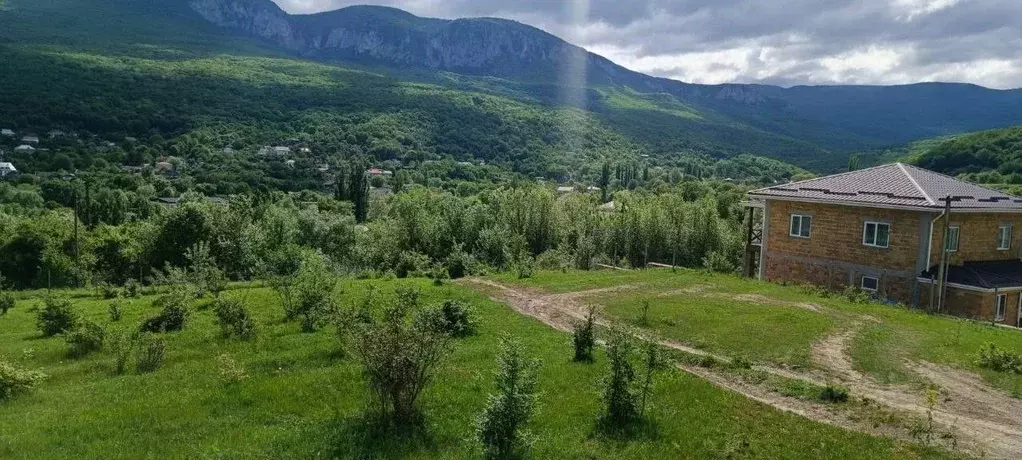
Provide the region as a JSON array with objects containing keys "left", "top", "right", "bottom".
[
  {"left": 476, "top": 335, "right": 540, "bottom": 459},
  {"left": 348, "top": 159, "right": 370, "bottom": 223},
  {"left": 601, "top": 330, "right": 638, "bottom": 429},
  {"left": 847, "top": 153, "right": 860, "bottom": 172},
  {"left": 599, "top": 161, "right": 611, "bottom": 204}
]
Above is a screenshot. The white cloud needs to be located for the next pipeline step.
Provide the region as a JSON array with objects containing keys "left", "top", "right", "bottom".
[
  {"left": 893, "top": 0, "right": 961, "bottom": 21},
  {"left": 270, "top": 0, "right": 1022, "bottom": 89}
]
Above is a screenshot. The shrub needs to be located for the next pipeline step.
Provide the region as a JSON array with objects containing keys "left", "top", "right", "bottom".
[
  {"left": 216, "top": 353, "right": 248, "bottom": 384},
  {"left": 0, "top": 360, "right": 47, "bottom": 401},
  {"left": 349, "top": 288, "right": 451, "bottom": 426},
  {"left": 65, "top": 320, "right": 107, "bottom": 358},
  {"left": 820, "top": 385, "right": 850, "bottom": 403},
  {"left": 213, "top": 297, "right": 257, "bottom": 340},
  {"left": 418, "top": 300, "right": 477, "bottom": 338},
  {"left": 36, "top": 297, "right": 79, "bottom": 337},
  {"left": 108, "top": 300, "right": 125, "bottom": 322},
  {"left": 977, "top": 342, "right": 1022, "bottom": 374},
  {"left": 0, "top": 292, "right": 14, "bottom": 316},
  {"left": 572, "top": 307, "right": 597, "bottom": 362},
  {"left": 123, "top": 279, "right": 142, "bottom": 298},
  {"left": 637, "top": 299, "right": 651, "bottom": 327},
  {"left": 294, "top": 253, "right": 337, "bottom": 332},
  {"left": 136, "top": 333, "right": 167, "bottom": 373},
  {"left": 429, "top": 264, "right": 449, "bottom": 286},
  {"left": 601, "top": 330, "right": 639, "bottom": 429},
  {"left": 476, "top": 336, "right": 540, "bottom": 460},
  {"left": 512, "top": 257, "right": 535, "bottom": 280},
  {"left": 100, "top": 283, "right": 121, "bottom": 300},
  {"left": 445, "top": 246, "right": 475, "bottom": 280},
  {"left": 110, "top": 332, "right": 134, "bottom": 375},
  {"left": 140, "top": 292, "right": 190, "bottom": 333},
  {"left": 842, "top": 285, "right": 872, "bottom": 304},
  {"left": 729, "top": 356, "right": 753, "bottom": 370}
]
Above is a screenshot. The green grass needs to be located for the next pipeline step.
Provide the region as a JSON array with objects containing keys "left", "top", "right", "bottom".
[
  {"left": 600, "top": 292, "right": 834, "bottom": 366},
  {"left": 499, "top": 269, "right": 1022, "bottom": 394},
  {"left": 0, "top": 278, "right": 951, "bottom": 458}
]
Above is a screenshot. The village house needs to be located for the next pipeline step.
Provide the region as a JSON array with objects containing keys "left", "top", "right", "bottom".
[
  {"left": 21, "top": 135, "right": 39, "bottom": 145},
  {"left": 14, "top": 145, "right": 35, "bottom": 154},
  {"left": 746, "top": 163, "right": 1022, "bottom": 327},
  {"left": 1, "top": 129, "right": 14, "bottom": 137},
  {"left": 0, "top": 162, "right": 17, "bottom": 178},
  {"left": 367, "top": 168, "right": 393, "bottom": 176},
  {"left": 48, "top": 130, "right": 67, "bottom": 139}
]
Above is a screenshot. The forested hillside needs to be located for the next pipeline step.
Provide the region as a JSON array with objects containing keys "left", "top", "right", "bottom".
[{"left": 912, "top": 126, "right": 1022, "bottom": 185}]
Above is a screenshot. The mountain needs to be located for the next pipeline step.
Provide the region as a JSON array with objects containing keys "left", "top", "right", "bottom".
[
  {"left": 2, "top": 0, "right": 1022, "bottom": 173},
  {"left": 186, "top": 1, "right": 1022, "bottom": 144}
]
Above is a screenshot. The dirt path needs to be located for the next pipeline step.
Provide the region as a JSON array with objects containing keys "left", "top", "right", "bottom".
[
  {"left": 463, "top": 278, "right": 1022, "bottom": 458},
  {"left": 810, "top": 317, "right": 1022, "bottom": 458}
]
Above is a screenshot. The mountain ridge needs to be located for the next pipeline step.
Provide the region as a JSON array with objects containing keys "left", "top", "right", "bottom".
[{"left": 186, "top": 0, "right": 1022, "bottom": 152}]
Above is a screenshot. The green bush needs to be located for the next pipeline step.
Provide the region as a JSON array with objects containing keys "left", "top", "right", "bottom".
[
  {"left": 284, "top": 251, "right": 338, "bottom": 333},
  {"left": 213, "top": 297, "right": 257, "bottom": 340},
  {"left": 0, "top": 292, "right": 14, "bottom": 316},
  {"left": 108, "top": 299, "right": 125, "bottom": 322},
  {"left": 36, "top": 297, "right": 79, "bottom": 337},
  {"left": 0, "top": 360, "right": 48, "bottom": 401},
  {"left": 140, "top": 292, "right": 190, "bottom": 333},
  {"left": 110, "top": 332, "right": 134, "bottom": 375},
  {"left": 136, "top": 333, "right": 167, "bottom": 373},
  {"left": 977, "top": 342, "right": 1022, "bottom": 374},
  {"left": 418, "top": 300, "right": 477, "bottom": 338},
  {"left": 66, "top": 320, "right": 107, "bottom": 358},
  {"left": 123, "top": 279, "right": 142, "bottom": 298},
  {"left": 820, "top": 385, "right": 850, "bottom": 403},
  {"left": 100, "top": 283, "right": 121, "bottom": 300}
]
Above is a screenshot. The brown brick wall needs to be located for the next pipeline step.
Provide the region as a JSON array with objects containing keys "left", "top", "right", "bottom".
[
  {"left": 917, "top": 286, "right": 1021, "bottom": 325},
  {"left": 765, "top": 201, "right": 922, "bottom": 272},
  {"left": 929, "top": 214, "right": 1022, "bottom": 267}
]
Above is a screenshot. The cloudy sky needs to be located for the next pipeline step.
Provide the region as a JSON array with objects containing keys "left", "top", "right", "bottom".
[{"left": 272, "top": 0, "right": 1022, "bottom": 89}]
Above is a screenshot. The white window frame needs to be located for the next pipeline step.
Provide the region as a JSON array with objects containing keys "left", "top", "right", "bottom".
[
  {"left": 862, "top": 222, "right": 891, "bottom": 248},
  {"left": 998, "top": 225, "right": 1012, "bottom": 251},
  {"left": 789, "top": 214, "right": 811, "bottom": 238},
  {"left": 996, "top": 294, "right": 1007, "bottom": 322},
  {"left": 945, "top": 226, "right": 960, "bottom": 252},
  {"left": 861, "top": 276, "right": 879, "bottom": 293}
]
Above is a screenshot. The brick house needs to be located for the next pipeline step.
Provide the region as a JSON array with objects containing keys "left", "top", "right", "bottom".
[{"left": 747, "top": 163, "right": 1022, "bottom": 326}]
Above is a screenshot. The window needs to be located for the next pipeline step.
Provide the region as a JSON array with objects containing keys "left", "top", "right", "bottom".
[
  {"left": 996, "top": 294, "right": 1007, "bottom": 322},
  {"left": 862, "top": 222, "right": 891, "bottom": 248},
  {"left": 861, "top": 276, "right": 879, "bottom": 292},
  {"left": 945, "top": 226, "right": 960, "bottom": 252},
  {"left": 998, "top": 225, "right": 1012, "bottom": 250},
  {"left": 789, "top": 214, "right": 811, "bottom": 238}
]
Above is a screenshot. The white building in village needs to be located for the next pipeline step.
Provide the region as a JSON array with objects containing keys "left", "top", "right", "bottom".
[{"left": 0, "top": 162, "right": 17, "bottom": 178}]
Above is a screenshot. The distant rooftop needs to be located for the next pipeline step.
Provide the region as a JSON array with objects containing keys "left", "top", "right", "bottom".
[{"left": 749, "top": 163, "right": 1022, "bottom": 211}]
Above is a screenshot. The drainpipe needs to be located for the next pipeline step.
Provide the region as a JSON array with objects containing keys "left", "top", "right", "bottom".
[{"left": 935, "top": 196, "right": 952, "bottom": 313}]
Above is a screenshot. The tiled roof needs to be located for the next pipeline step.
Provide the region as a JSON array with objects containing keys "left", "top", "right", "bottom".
[
  {"left": 922, "top": 260, "right": 1022, "bottom": 289},
  {"left": 749, "top": 163, "right": 1022, "bottom": 210}
]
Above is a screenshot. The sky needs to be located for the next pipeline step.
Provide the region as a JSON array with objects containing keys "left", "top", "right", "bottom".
[{"left": 272, "top": 0, "right": 1022, "bottom": 89}]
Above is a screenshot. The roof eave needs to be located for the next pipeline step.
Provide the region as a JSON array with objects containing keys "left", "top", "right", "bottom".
[{"left": 748, "top": 193, "right": 1022, "bottom": 214}]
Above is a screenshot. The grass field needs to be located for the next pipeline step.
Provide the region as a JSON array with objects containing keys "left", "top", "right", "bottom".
[
  {"left": 0, "top": 277, "right": 954, "bottom": 459},
  {"left": 496, "top": 269, "right": 1022, "bottom": 395}
]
